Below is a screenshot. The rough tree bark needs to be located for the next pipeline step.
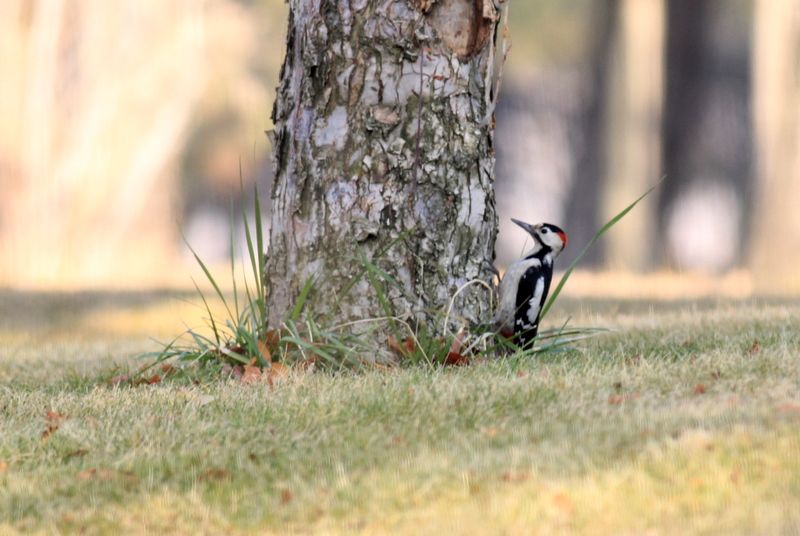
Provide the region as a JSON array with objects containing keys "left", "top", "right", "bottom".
[{"left": 265, "top": 0, "right": 507, "bottom": 329}]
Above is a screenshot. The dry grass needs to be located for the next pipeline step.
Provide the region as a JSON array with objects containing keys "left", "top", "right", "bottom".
[{"left": 1, "top": 284, "right": 799, "bottom": 535}]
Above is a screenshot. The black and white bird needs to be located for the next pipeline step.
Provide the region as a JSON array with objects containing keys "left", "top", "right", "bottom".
[{"left": 492, "top": 219, "right": 568, "bottom": 348}]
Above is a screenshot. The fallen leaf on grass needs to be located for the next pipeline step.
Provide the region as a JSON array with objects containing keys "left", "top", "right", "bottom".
[
  {"left": 199, "top": 468, "right": 230, "bottom": 481},
  {"left": 444, "top": 329, "right": 470, "bottom": 366},
  {"left": 501, "top": 471, "right": 529, "bottom": 483},
  {"left": 693, "top": 384, "right": 706, "bottom": 395},
  {"left": 221, "top": 363, "right": 244, "bottom": 379},
  {"left": 240, "top": 361, "right": 292, "bottom": 385},
  {"left": 552, "top": 492, "right": 574, "bottom": 514},
  {"left": 482, "top": 426, "right": 500, "bottom": 438},
  {"left": 777, "top": 402, "right": 800, "bottom": 414},
  {"left": 296, "top": 357, "right": 316, "bottom": 373},
  {"left": 268, "top": 362, "right": 290, "bottom": 381},
  {"left": 444, "top": 351, "right": 469, "bottom": 366},
  {"left": 108, "top": 374, "right": 130, "bottom": 386},
  {"left": 387, "top": 335, "right": 416, "bottom": 359},
  {"left": 109, "top": 364, "right": 176, "bottom": 387},
  {"left": 42, "top": 410, "right": 67, "bottom": 440},
  {"left": 257, "top": 340, "right": 272, "bottom": 362},
  {"left": 747, "top": 339, "right": 761, "bottom": 356},
  {"left": 241, "top": 364, "right": 263, "bottom": 384},
  {"left": 0, "top": 461, "right": 7, "bottom": 473},
  {"left": 280, "top": 488, "right": 293, "bottom": 505},
  {"left": 608, "top": 393, "right": 640, "bottom": 405},
  {"left": 65, "top": 449, "right": 89, "bottom": 460},
  {"left": 76, "top": 468, "right": 136, "bottom": 482},
  {"left": 264, "top": 329, "right": 282, "bottom": 351}
]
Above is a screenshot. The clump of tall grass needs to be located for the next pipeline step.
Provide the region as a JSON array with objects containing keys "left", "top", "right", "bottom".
[{"left": 134, "top": 179, "right": 658, "bottom": 382}]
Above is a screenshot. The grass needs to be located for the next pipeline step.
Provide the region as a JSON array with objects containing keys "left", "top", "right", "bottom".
[{"left": 1, "top": 289, "right": 800, "bottom": 534}]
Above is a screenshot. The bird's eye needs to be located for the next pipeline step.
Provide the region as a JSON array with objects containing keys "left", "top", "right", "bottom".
[{"left": 541, "top": 228, "right": 549, "bottom": 234}]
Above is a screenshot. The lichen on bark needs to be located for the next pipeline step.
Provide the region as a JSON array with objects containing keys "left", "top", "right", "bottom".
[{"left": 265, "top": 0, "right": 507, "bottom": 331}]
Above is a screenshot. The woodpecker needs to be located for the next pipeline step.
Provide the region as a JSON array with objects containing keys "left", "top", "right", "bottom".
[{"left": 492, "top": 219, "right": 568, "bottom": 349}]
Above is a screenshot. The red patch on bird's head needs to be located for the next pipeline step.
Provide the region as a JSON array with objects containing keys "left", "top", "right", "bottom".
[{"left": 557, "top": 231, "right": 568, "bottom": 248}]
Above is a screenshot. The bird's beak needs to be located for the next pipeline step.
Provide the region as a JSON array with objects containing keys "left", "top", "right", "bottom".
[{"left": 510, "top": 218, "right": 537, "bottom": 236}]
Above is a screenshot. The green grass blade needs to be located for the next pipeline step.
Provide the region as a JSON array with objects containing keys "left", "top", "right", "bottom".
[
  {"left": 289, "top": 276, "right": 316, "bottom": 323},
  {"left": 253, "top": 179, "right": 267, "bottom": 322},
  {"left": 540, "top": 180, "right": 662, "bottom": 320},
  {"left": 334, "top": 228, "right": 414, "bottom": 307},
  {"left": 183, "top": 234, "right": 235, "bottom": 325},
  {"left": 190, "top": 277, "right": 221, "bottom": 347},
  {"left": 242, "top": 203, "right": 259, "bottom": 306},
  {"left": 229, "top": 201, "right": 241, "bottom": 322}
]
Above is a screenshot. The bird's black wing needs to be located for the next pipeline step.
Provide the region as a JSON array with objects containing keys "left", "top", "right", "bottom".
[{"left": 514, "top": 261, "right": 554, "bottom": 348}]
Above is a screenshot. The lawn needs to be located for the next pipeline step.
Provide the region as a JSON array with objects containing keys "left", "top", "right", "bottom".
[{"left": 1, "top": 287, "right": 799, "bottom": 534}]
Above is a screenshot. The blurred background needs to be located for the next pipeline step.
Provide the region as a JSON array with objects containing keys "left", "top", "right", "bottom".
[{"left": 1, "top": 0, "right": 798, "bottom": 294}]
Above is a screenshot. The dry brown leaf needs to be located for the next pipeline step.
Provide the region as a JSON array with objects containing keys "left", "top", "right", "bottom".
[
  {"left": 552, "top": 492, "right": 574, "bottom": 514},
  {"left": 443, "top": 329, "right": 470, "bottom": 365},
  {"left": 609, "top": 393, "right": 640, "bottom": 405},
  {"left": 199, "top": 468, "right": 230, "bottom": 481},
  {"left": 76, "top": 468, "right": 97, "bottom": 480},
  {"left": 777, "top": 402, "right": 800, "bottom": 414},
  {"left": 268, "top": 362, "right": 290, "bottom": 382},
  {"left": 747, "top": 340, "right": 761, "bottom": 356},
  {"left": 145, "top": 374, "right": 162, "bottom": 385},
  {"left": 501, "top": 471, "right": 529, "bottom": 483},
  {"left": 449, "top": 329, "right": 466, "bottom": 355},
  {"left": 65, "top": 449, "right": 89, "bottom": 460},
  {"left": 444, "top": 351, "right": 469, "bottom": 366},
  {"left": 387, "top": 335, "right": 407, "bottom": 358},
  {"left": 0, "top": 460, "right": 7, "bottom": 473},
  {"left": 257, "top": 340, "right": 272, "bottom": 362},
  {"left": 693, "top": 384, "right": 707, "bottom": 395},
  {"left": 265, "top": 329, "right": 282, "bottom": 351},
  {"left": 280, "top": 488, "right": 294, "bottom": 505},
  {"left": 241, "top": 364, "right": 263, "bottom": 384},
  {"left": 42, "top": 411, "right": 67, "bottom": 440},
  {"left": 107, "top": 374, "right": 130, "bottom": 386},
  {"left": 730, "top": 470, "right": 741, "bottom": 484},
  {"left": 296, "top": 357, "right": 316, "bottom": 373}
]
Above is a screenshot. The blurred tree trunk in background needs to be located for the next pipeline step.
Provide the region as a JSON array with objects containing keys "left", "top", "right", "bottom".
[
  {"left": 659, "top": 0, "right": 752, "bottom": 272},
  {"left": 601, "top": 0, "right": 664, "bottom": 270},
  {"left": 0, "top": 0, "right": 204, "bottom": 287},
  {"left": 562, "top": 0, "right": 618, "bottom": 268},
  {"left": 265, "top": 0, "right": 506, "bottom": 329},
  {"left": 751, "top": 0, "right": 800, "bottom": 291}
]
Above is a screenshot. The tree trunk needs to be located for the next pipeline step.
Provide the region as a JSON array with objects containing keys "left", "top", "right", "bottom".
[
  {"left": 659, "top": 0, "right": 752, "bottom": 272},
  {"left": 562, "top": 0, "right": 618, "bottom": 268},
  {"left": 751, "top": 0, "right": 800, "bottom": 292},
  {"left": 265, "top": 0, "right": 506, "bottom": 330},
  {"left": 601, "top": 0, "right": 664, "bottom": 271}
]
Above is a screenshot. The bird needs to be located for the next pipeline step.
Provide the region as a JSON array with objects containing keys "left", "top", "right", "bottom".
[{"left": 492, "top": 219, "right": 568, "bottom": 349}]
